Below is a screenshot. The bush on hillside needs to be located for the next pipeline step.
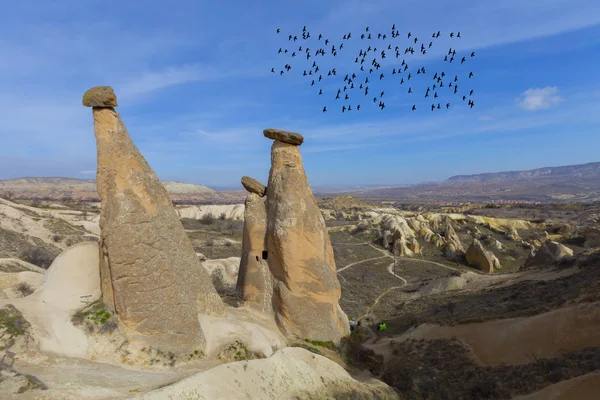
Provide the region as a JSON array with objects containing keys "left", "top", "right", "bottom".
[{"left": 19, "top": 247, "right": 55, "bottom": 269}]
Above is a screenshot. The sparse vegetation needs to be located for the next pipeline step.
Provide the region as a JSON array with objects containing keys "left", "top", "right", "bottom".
[
  {"left": 218, "top": 341, "right": 264, "bottom": 362},
  {"left": 303, "top": 338, "right": 337, "bottom": 351},
  {"left": 199, "top": 212, "right": 216, "bottom": 225},
  {"left": 16, "top": 282, "right": 34, "bottom": 297},
  {"left": 381, "top": 338, "right": 600, "bottom": 400},
  {"left": 0, "top": 305, "right": 30, "bottom": 350},
  {"left": 340, "top": 332, "right": 384, "bottom": 375},
  {"left": 71, "top": 301, "right": 118, "bottom": 335},
  {"left": 19, "top": 247, "right": 55, "bottom": 269}
]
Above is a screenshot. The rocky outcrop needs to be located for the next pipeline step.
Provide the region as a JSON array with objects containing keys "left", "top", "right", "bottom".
[
  {"left": 466, "top": 239, "right": 500, "bottom": 273},
  {"left": 444, "top": 223, "right": 464, "bottom": 251},
  {"left": 264, "top": 130, "right": 349, "bottom": 342},
  {"left": 443, "top": 223, "right": 465, "bottom": 260},
  {"left": 506, "top": 227, "right": 520, "bottom": 241},
  {"left": 523, "top": 241, "right": 574, "bottom": 269},
  {"left": 133, "top": 347, "right": 400, "bottom": 399},
  {"left": 393, "top": 238, "right": 410, "bottom": 257},
  {"left": 241, "top": 176, "right": 267, "bottom": 197},
  {"left": 236, "top": 193, "right": 272, "bottom": 313},
  {"left": 381, "top": 230, "right": 393, "bottom": 249},
  {"left": 263, "top": 128, "right": 304, "bottom": 145},
  {"left": 82, "top": 86, "right": 118, "bottom": 107},
  {"left": 83, "top": 86, "right": 223, "bottom": 355},
  {"left": 583, "top": 227, "right": 600, "bottom": 249}
]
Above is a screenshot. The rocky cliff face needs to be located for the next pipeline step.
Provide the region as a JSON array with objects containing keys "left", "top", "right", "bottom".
[
  {"left": 84, "top": 86, "right": 223, "bottom": 355},
  {"left": 236, "top": 192, "right": 272, "bottom": 313},
  {"left": 264, "top": 129, "right": 350, "bottom": 343}
]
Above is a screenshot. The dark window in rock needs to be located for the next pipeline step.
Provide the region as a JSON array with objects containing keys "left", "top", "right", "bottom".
[
  {"left": 255, "top": 256, "right": 259, "bottom": 262},
  {"left": 262, "top": 251, "right": 268, "bottom": 260}
]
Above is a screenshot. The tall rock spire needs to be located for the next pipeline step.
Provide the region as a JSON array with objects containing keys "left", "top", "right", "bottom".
[
  {"left": 83, "top": 86, "right": 223, "bottom": 355},
  {"left": 263, "top": 128, "right": 350, "bottom": 343}
]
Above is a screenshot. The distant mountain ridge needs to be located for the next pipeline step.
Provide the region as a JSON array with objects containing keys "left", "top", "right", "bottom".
[{"left": 446, "top": 162, "right": 600, "bottom": 183}]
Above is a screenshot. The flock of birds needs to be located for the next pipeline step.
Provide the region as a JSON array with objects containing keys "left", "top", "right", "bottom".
[{"left": 272, "top": 25, "right": 477, "bottom": 113}]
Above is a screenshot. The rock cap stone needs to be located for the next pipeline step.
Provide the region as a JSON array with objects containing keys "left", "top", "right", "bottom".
[
  {"left": 82, "top": 86, "right": 118, "bottom": 108},
  {"left": 241, "top": 176, "right": 267, "bottom": 197},
  {"left": 263, "top": 128, "right": 304, "bottom": 145}
]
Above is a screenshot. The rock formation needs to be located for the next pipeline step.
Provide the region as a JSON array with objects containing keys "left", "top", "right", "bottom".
[
  {"left": 83, "top": 86, "right": 223, "bottom": 354},
  {"left": 381, "top": 230, "right": 393, "bottom": 249},
  {"left": 241, "top": 176, "right": 267, "bottom": 197},
  {"left": 443, "top": 223, "right": 465, "bottom": 260},
  {"left": 583, "top": 227, "right": 600, "bottom": 249},
  {"left": 466, "top": 239, "right": 500, "bottom": 273},
  {"left": 236, "top": 190, "right": 273, "bottom": 313},
  {"left": 506, "top": 227, "right": 520, "bottom": 241},
  {"left": 263, "top": 128, "right": 304, "bottom": 145},
  {"left": 263, "top": 128, "right": 349, "bottom": 342},
  {"left": 523, "top": 240, "right": 574, "bottom": 268}
]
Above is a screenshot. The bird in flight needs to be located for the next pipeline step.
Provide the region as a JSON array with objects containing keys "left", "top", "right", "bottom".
[{"left": 272, "top": 26, "right": 476, "bottom": 114}]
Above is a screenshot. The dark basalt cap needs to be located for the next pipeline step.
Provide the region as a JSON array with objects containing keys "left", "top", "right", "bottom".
[
  {"left": 82, "top": 86, "right": 118, "bottom": 107},
  {"left": 263, "top": 128, "right": 304, "bottom": 145}
]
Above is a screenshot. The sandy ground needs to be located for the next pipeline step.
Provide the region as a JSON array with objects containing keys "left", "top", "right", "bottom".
[
  {"left": 0, "top": 198, "right": 100, "bottom": 249},
  {"left": 11, "top": 353, "right": 198, "bottom": 400},
  {"left": 1, "top": 242, "right": 101, "bottom": 357},
  {"left": 368, "top": 301, "right": 600, "bottom": 366},
  {"left": 513, "top": 371, "right": 600, "bottom": 400}
]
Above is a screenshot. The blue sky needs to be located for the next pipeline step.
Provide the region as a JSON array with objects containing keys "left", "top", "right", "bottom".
[{"left": 1, "top": 0, "right": 600, "bottom": 189}]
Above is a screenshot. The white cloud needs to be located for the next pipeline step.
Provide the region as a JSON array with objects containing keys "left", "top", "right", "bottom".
[
  {"left": 517, "top": 87, "right": 564, "bottom": 111},
  {"left": 79, "top": 170, "right": 95, "bottom": 175}
]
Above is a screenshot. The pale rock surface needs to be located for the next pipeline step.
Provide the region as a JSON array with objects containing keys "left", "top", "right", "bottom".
[
  {"left": 177, "top": 204, "right": 245, "bottom": 220},
  {"left": 265, "top": 139, "right": 349, "bottom": 342},
  {"left": 0, "top": 271, "right": 43, "bottom": 298},
  {"left": 381, "top": 215, "right": 416, "bottom": 241},
  {"left": 466, "top": 239, "right": 500, "bottom": 273},
  {"left": 85, "top": 93, "right": 222, "bottom": 354},
  {"left": 236, "top": 194, "right": 272, "bottom": 313},
  {"left": 134, "top": 347, "right": 399, "bottom": 400},
  {"left": 202, "top": 257, "right": 241, "bottom": 288},
  {"left": 524, "top": 241, "right": 574, "bottom": 268},
  {"left": 444, "top": 223, "right": 464, "bottom": 252},
  {"left": 0, "top": 242, "right": 101, "bottom": 358},
  {"left": 0, "top": 374, "right": 31, "bottom": 395}
]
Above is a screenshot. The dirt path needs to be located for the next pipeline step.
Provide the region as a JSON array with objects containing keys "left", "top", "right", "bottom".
[{"left": 336, "top": 255, "right": 389, "bottom": 274}]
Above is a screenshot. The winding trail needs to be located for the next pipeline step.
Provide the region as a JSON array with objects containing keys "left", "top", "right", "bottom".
[
  {"left": 336, "top": 255, "right": 389, "bottom": 274},
  {"left": 335, "top": 241, "right": 463, "bottom": 344}
]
